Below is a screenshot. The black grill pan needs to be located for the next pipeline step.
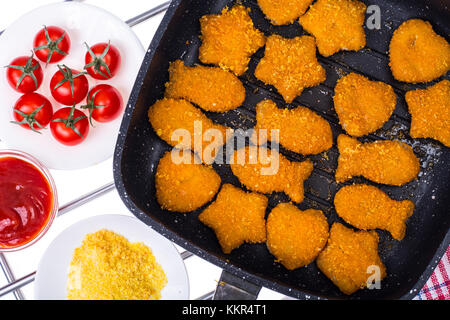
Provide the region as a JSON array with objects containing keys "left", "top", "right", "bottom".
[{"left": 114, "top": 0, "right": 450, "bottom": 299}]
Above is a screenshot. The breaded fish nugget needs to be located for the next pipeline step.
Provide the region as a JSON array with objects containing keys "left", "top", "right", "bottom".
[
  {"left": 335, "top": 135, "right": 420, "bottom": 186},
  {"left": 266, "top": 203, "right": 329, "bottom": 270},
  {"left": 252, "top": 99, "right": 333, "bottom": 155},
  {"left": 257, "top": 0, "right": 313, "bottom": 25},
  {"left": 155, "top": 151, "right": 221, "bottom": 213},
  {"left": 148, "top": 98, "right": 229, "bottom": 164},
  {"left": 199, "top": 5, "right": 266, "bottom": 76},
  {"left": 405, "top": 80, "right": 450, "bottom": 147},
  {"left": 334, "top": 73, "right": 397, "bottom": 137},
  {"left": 389, "top": 19, "right": 450, "bottom": 83},
  {"left": 316, "top": 223, "right": 387, "bottom": 295},
  {"left": 334, "top": 184, "right": 415, "bottom": 240},
  {"left": 299, "top": 0, "right": 366, "bottom": 57},
  {"left": 165, "top": 60, "right": 245, "bottom": 113},
  {"left": 198, "top": 184, "right": 268, "bottom": 254},
  {"left": 255, "top": 35, "right": 326, "bottom": 103},
  {"left": 230, "top": 146, "right": 313, "bottom": 203}
]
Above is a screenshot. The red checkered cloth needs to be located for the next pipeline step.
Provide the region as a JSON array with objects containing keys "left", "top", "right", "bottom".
[{"left": 415, "top": 246, "right": 450, "bottom": 300}]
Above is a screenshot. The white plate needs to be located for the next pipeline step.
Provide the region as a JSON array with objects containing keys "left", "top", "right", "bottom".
[
  {"left": 0, "top": 2, "right": 144, "bottom": 170},
  {"left": 34, "top": 214, "right": 190, "bottom": 300}
]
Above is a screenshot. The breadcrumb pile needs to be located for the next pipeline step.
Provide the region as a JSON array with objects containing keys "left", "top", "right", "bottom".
[
  {"left": 406, "top": 80, "right": 450, "bottom": 147},
  {"left": 165, "top": 60, "right": 245, "bottom": 112},
  {"left": 299, "top": 0, "right": 367, "bottom": 57},
  {"left": 389, "top": 19, "right": 450, "bottom": 83},
  {"left": 266, "top": 203, "right": 329, "bottom": 270},
  {"left": 255, "top": 35, "right": 326, "bottom": 103},
  {"left": 334, "top": 73, "right": 397, "bottom": 137},
  {"left": 257, "top": 0, "right": 313, "bottom": 25},
  {"left": 67, "top": 230, "right": 167, "bottom": 300},
  {"left": 253, "top": 99, "right": 333, "bottom": 155},
  {"left": 335, "top": 134, "right": 420, "bottom": 186},
  {"left": 199, "top": 5, "right": 266, "bottom": 76}
]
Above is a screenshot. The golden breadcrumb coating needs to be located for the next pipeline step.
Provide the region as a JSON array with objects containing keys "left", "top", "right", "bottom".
[
  {"left": 266, "top": 202, "right": 329, "bottom": 270},
  {"left": 165, "top": 60, "right": 245, "bottom": 112},
  {"left": 252, "top": 99, "right": 333, "bottom": 155},
  {"left": 335, "top": 135, "right": 420, "bottom": 186},
  {"left": 230, "top": 146, "right": 313, "bottom": 203},
  {"left": 299, "top": 0, "right": 366, "bottom": 57},
  {"left": 405, "top": 80, "right": 450, "bottom": 147},
  {"left": 255, "top": 35, "right": 326, "bottom": 103},
  {"left": 198, "top": 184, "right": 268, "bottom": 254},
  {"left": 155, "top": 151, "right": 221, "bottom": 213},
  {"left": 316, "top": 223, "right": 386, "bottom": 295},
  {"left": 148, "top": 98, "right": 229, "bottom": 164},
  {"left": 199, "top": 5, "right": 266, "bottom": 76},
  {"left": 389, "top": 19, "right": 450, "bottom": 83},
  {"left": 334, "top": 184, "right": 415, "bottom": 240},
  {"left": 334, "top": 73, "right": 397, "bottom": 137},
  {"left": 67, "top": 230, "right": 167, "bottom": 300},
  {"left": 257, "top": 0, "right": 313, "bottom": 25}
]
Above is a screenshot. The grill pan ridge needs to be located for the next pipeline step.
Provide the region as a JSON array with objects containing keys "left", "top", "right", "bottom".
[{"left": 114, "top": 0, "right": 450, "bottom": 299}]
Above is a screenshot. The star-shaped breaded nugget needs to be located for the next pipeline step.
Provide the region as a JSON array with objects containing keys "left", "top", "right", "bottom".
[
  {"left": 255, "top": 35, "right": 326, "bottom": 103},
  {"left": 198, "top": 184, "right": 268, "bottom": 254},
  {"left": 406, "top": 80, "right": 450, "bottom": 147},
  {"left": 389, "top": 19, "right": 450, "bottom": 83},
  {"left": 199, "top": 5, "right": 266, "bottom": 76},
  {"left": 299, "top": 0, "right": 367, "bottom": 57},
  {"left": 257, "top": 0, "right": 313, "bottom": 25},
  {"left": 316, "top": 223, "right": 386, "bottom": 295}
]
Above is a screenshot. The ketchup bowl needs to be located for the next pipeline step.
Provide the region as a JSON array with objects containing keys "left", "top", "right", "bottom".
[{"left": 0, "top": 150, "right": 58, "bottom": 252}]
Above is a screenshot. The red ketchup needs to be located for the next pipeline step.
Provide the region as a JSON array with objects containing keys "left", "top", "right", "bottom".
[{"left": 0, "top": 157, "right": 53, "bottom": 249}]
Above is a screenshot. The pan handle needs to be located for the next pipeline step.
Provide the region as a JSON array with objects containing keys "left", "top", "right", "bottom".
[{"left": 213, "top": 270, "right": 261, "bottom": 300}]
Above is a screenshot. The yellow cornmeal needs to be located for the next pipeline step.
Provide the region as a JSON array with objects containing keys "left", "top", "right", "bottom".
[{"left": 67, "top": 229, "right": 167, "bottom": 300}]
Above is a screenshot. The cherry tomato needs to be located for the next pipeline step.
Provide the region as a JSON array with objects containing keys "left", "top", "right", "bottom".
[
  {"left": 82, "top": 84, "right": 124, "bottom": 124},
  {"left": 50, "top": 65, "right": 89, "bottom": 106},
  {"left": 84, "top": 41, "right": 121, "bottom": 80},
  {"left": 33, "top": 26, "right": 70, "bottom": 65},
  {"left": 6, "top": 53, "right": 43, "bottom": 93},
  {"left": 11, "top": 93, "right": 53, "bottom": 133},
  {"left": 50, "top": 105, "right": 89, "bottom": 146}
]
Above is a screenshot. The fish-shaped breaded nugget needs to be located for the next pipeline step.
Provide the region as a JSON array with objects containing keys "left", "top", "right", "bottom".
[
  {"left": 299, "top": 0, "right": 366, "bottom": 57},
  {"left": 334, "top": 73, "right": 397, "bottom": 137},
  {"left": 334, "top": 184, "right": 415, "bottom": 240},
  {"left": 165, "top": 60, "right": 245, "bottom": 113},
  {"left": 230, "top": 146, "right": 313, "bottom": 203},
  {"left": 148, "top": 98, "right": 230, "bottom": 164},
  {"left": 266, "top": 202, "right": 329, "bottom": 270},
  {"left": 316, "top": 223, "right": 387, "bottom": 295},
  {"left": 199, "top": 5, "right": 266, "bottom": 76},
  {"left": 257, "top": 0, "right": 313, "bottom": 25},
  {"left": 335, "top": 134, "right": 420, "bottom": 186},
  {"left": 255, "top": 35, "right": 326, "bottom": 103},
  {"left": 405, "top": 80, "right": 450, "bottom": 147},
  {"left": 252, "top": 99, "right": 333, "bottom": 155},
  {"left": 155, "top": 151, "right": 221, "bottom": 213},
  {"left": 198, "top": 184, "right": 268, "bottom": 254},
  {"left": 389, "top": 19, "right": 450, "bottom": 83}
]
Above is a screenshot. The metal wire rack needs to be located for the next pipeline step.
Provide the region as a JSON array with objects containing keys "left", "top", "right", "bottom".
[{"left": 0, "top": 0, "right": 218, "bottom": 301}]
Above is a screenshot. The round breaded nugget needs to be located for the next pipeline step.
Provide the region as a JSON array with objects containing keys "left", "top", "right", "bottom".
[
  {"left": 406, "top": 80, "right": 450, "bottom": 147},
  {"left": 389, "top": 19, "right": 450, "bottom": 83},
  {"left": 255, "top": 35, "right": 326, "bottom": 103},
  {"left": 299, "top": 0, "right": 367, "bottom": 57},
  {"left": 267, "top": 203, "right": 329, "bottom": 270},
  {"left": 316, "top": 223, "right": 387, "bottom": 295},
  {"left": 165, "top": 60, "right": 245, "bottom": 113},
  {"left": 257, "top": 0, "right": 313, "bottom": 25},
  {"left": 334, "top": 73, "right": 397, "bottom": 137},
  {"left": 199, "top": 5, "right": 266, "bottom": 76},
  {"left": 155, "top": 151, "right": 221, "bottom": 213},
  {"left": 198, "top": 184, "right": 268, "bottom": 254}
]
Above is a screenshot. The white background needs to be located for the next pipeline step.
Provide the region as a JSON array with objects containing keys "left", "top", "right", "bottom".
[{"left": 0, "top": 0, "right": 286, "bottom": 300}]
